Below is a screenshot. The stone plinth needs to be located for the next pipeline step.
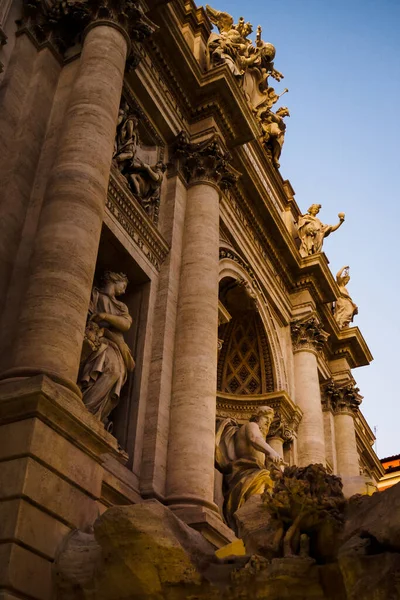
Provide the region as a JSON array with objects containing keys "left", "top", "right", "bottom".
[{"left": 0, "top": 376, "right": 125, "bottom": 600}]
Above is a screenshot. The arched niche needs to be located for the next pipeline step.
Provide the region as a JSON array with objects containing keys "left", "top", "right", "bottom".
[{"left": 218, "top": 256, "right": 288, "bottom": 393}]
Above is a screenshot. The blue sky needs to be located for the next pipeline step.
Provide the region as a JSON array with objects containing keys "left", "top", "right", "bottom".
[{"left": 211, "top": 0, "right": 400, "bottom": 457}]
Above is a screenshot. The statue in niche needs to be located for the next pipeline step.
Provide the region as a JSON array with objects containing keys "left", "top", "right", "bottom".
[
  {"left": 78, "top": 271, "right": 135, "bottom": 425},
  {"left": 113, "top": 101, "right": 166, "bottom": 223},
  {"left": 215, "top": 406, "right": 282, "bottom": 531},
  {"left": 113, "top": 103, "right": 140, "bottom": 171},
  {"left": 125, "top": 159, "right": 167, "bottom": 222},
  {"left": 260, "top": 106, "right": 290, "bottom": 168},
  {"left": 334, "top": 266, "right": 358, "bottom": 328},
  {"left": 297, "top": 204, "right": 345, "bottom": 258}
]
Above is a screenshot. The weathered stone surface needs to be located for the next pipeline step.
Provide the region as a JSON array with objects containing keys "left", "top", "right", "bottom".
[
  {"left": 342, "top": 482, "right": 400, "bottom": 551},
  {"left": 235, "top": 494, "right": 282, "bottom": 559},
  {"left": 55, "top": 499, "right": 222, "bottom": 600},
  {"left": 231, "top": 556, "right": 326, "bottom": 600},
  {"left": 339, "top": 552, "right": 400, "bottom": 600}
]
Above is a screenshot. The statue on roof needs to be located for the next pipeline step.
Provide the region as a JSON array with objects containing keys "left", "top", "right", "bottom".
[
  {"left": 205, "top": 5, "right": 289, "bottom": 170},
  {"left": 297, "top": 204, "right": 345, "bottom": 258},
  {"left": 334, "top": 266, "right": 358, "bottom": 328},
  {"left": 260, "top": 106, "right": 290, "bottom": 168}
]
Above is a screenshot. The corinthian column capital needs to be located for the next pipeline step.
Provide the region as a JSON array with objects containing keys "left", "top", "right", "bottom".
[
  {"left": 290, "top": 316, "right": 329, "bottom": 354},
  {"left": 321, "top": 379, "right": 362, "bottom": 416},
  {"left": 174, "top": 131, "right": 240, "bottom": 190},
  {"left": 19, "top": 0, "right": 157, "bottom": 61}
]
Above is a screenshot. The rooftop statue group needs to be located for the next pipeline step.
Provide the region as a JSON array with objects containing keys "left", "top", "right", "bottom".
[
  {"left": 113, "top": 102, "right": 167, "bottom": 224},
  {"left": 206, "top": 5, "right": 289, "bottom": 168}
]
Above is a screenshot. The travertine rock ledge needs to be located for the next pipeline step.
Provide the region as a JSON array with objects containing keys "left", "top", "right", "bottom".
[{"left": 55, "top": 487, "right": 400, "bottom": 600}]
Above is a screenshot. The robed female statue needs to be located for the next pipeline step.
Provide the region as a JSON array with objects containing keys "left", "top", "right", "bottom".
[{"left": 78, "top": 271, "right": 135, "bottom": 424}]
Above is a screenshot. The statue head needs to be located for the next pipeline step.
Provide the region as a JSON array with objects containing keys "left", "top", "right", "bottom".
[
  {"left": 101, "top": 271, "right": 129, "bottom": 296},
  {"left": 277, "top": 106, "right": 290, "bottom": 118},
  {"left": 250, "top": 406, "right": 274, "bottom": 436},
  {"left": 308, "top": 203, "right": 322, "bottom": 216},
  {"left": 262, "top": 42, "right": 276, "bottom": 61},
  {"left": 242, "top": 21, "right": 253, "bottom": 37}
]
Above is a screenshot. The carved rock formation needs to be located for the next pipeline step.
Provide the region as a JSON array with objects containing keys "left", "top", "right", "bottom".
[{"left": 55, "top": 480, "right": 400, "bottom": 600}]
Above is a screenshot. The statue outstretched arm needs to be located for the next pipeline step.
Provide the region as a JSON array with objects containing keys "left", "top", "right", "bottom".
[
  {"left": 246, "top": 422, "right": 281, "bottom": 464},
  {"left": 336, "top": 265, "right": 349, "bottom": 282},
  {"left": 325, "top": 214, "right": 345, "bottom": 237}
]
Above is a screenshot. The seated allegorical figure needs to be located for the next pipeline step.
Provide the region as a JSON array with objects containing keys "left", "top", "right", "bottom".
[
  {"left": 215, "top": 406, "right": 282, "bottom": 530},
  {"left": 78, "top": 271, "right": 135, "bottom": 426}
]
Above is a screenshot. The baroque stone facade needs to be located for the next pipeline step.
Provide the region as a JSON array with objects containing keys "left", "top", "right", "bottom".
[{"left": 0, "top": 0, "right": 383, "bottom": 597}]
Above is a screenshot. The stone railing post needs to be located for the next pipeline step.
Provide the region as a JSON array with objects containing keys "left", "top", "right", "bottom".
[
  {"left": 291, "top": 316, "right": 328, "bottom": 466},
  {"left": 166, "top": 133, "right": 239, "bottom": 513}
]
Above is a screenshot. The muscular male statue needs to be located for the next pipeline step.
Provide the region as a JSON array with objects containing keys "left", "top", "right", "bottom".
[{"left": 215, "top": 406, "right": 281, "bottom": 530}]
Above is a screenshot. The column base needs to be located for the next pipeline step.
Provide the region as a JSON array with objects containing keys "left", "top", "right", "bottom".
[
  {"left": 170, "top": 505, "right": 237, "bottom": 548},
  {"left": 0, "top": 375, "right": 127, "bottom": 600}
]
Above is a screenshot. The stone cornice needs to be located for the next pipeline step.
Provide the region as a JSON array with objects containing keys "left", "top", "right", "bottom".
[{"left": 216, "top": 390, "right": 302, "bottom": 436}]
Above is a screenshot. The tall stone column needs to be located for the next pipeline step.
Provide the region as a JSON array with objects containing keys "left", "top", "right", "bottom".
[
  {"left": 291, "top": 316, "right": 328, "bottom": 466},
  {"left": 326, "top": 381, "right": 364, "bottom": 496},
  {"left": 166, "top": 134, "right": 239, "bottom": 517},
  {"left": 0, "top": 2, "right": 156, "bottom": 395},
  {"left": 0, "top": 5, "right": 157, "bottom": 598}
]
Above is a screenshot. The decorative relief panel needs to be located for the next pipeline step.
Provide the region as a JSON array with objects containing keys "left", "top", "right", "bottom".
[
  {"left": 113, "top": 95, "right": 166, "bottom": 225},
  {"left": 106, "top": 170, "right": 169, "bottom": 272}
]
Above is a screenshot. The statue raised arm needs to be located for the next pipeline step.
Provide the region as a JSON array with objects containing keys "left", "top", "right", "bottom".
[
  {"left": 334, "top": 266, "right": 358, "bottom": 328},
  {"left": 298, "top": 204, "right": 345, "bottom": 257}
]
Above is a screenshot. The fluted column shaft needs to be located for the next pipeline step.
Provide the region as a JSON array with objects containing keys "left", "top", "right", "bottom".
[
  {"left": 2, "top": 23, "right": 128, "bottom": 393},
  {"left": 166, "top": 181, "right": 220, "bottom": 510},
  {"left": 335, "top": 411, "right": 359, "bottom": 477},
  {"left": 166, "top": 134, "right": 238, "bottom": 511},
  {"left": 291, "top": 318, "right": 328, "bottom": 466},
  {"left": 293, "top": 350, "right": 326, "bottom": 465}
]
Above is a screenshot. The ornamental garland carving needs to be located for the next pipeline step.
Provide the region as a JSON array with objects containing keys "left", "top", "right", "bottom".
[
  {"left": 291, "top": 316, "right": 329, "bottom": 353},
  {"left": 174, "top": 131, "right": 240, "bottom": 189},
  {"left": 205, "top": 5, "right": 289, "bottom": 169},
  {"left": 321, "top": 380, "right": 362, "bottom": 415},
  {"left": 18, "top": 0, "right": 156, "bottom": 63}
]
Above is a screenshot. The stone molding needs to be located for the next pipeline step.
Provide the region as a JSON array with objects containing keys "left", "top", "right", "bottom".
[
  {"left": 321, "top": 379, "right": 362, "bottom": 416},
  {"left": 216, "top": 390, "right": 302, "bottom": 438},
  {"left": 17, "top": 0, "right": 157, "bottom": 63},
  {"left": 291, "top": 316, "right": 329, "bottom": 354},
  {"left": 174, "top": 131, "right": 240, "bottom": 189},
  {"left": 106, "top": 168, "right": 170, "bottom": 272}
]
